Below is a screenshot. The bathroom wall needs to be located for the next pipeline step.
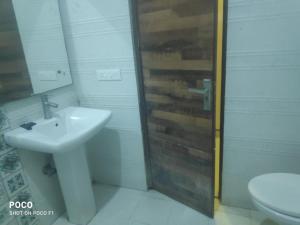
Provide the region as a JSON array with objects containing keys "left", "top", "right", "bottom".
[
  {"left": 0, "top": 86, "right": 78, "bottom": 225},
  {"left": 59, "top": 0, "right": 147, "bottom": 190},
  {"left": 222, "top": 0, "right": 300, "bottom": 208}
]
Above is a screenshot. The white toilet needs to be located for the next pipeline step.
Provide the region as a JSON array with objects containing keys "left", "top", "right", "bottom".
[{"left": 248, "top": 173, "right": 300, "bottom": 225}]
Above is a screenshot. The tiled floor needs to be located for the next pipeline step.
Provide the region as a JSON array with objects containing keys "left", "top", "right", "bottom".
[{"left": 53, "top": 184, "right": 279, "bottom": 225}]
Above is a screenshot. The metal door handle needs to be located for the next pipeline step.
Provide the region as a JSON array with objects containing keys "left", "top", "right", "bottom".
[{"left": 188, "top": 79, "right": 212, "bottom": 111}]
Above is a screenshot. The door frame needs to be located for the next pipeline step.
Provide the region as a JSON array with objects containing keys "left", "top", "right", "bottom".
[
  {"left": 219, "top": 0, "right": 228, "bottom": 200},
  {"left": 128, "top": 0, "right": 228, "bottom": 210},
  {"left": 128, "top": 0, "right": 153, "bottom": 188}
]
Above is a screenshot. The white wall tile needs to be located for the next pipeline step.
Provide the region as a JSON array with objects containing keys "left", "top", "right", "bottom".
[
  {"left": 222, "top": 0, "right": 300, "bottom": 208},
  {"left": 60, "top": 0, "right": 147, "bottom": 190},
  {"left": 73, "top": 71, "right": 138, "bottom": 97},
  {"left": 222, "top": 174, "right": 253, "bottom": 209},
  {"left": 87, "top": 128, "right": 146, "bottom": 190}
]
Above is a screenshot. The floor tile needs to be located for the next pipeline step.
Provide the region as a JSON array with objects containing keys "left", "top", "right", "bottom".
[
  {"left": 211, "top": 199, "right": 253, "bottom": 225},
  {"left": 250, "top": 210, "right": 279, "bottom": 225},
  {"left": 52, "top": 215, "right": 73, "bottom": 225},
  {"left": 216, "top": 204, "right": 251, "bottom": 217},
  {"left": 53, "top": 184, "right": 260, "bottom": 225},
  {"left": 167, "top": 200, "right": 210, "bottom": 225},
  {"left": 131, "top": 196, "right": 172, "bottom": 225},
  {"left": 93, "top": 185, "right": 143, "bottom": 221},
  {"left": 142, "top": 189, "right": 172, "bottom": 201},
  {"left": 211, "top": 214, "right": 245, "bottom": 225},
  {"left": 89, "top": 215, "right": 130, "bottom": 225},
  {"left": 93, "top": 184, "right": 120, "bottom": 209},
  {"left": 129, "top": 221, "right": 149, "bottom": 225}
]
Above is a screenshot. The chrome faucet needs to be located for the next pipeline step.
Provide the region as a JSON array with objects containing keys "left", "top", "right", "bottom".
[{"left": 41, "top": 95, "right": 58, "bottom": 119}]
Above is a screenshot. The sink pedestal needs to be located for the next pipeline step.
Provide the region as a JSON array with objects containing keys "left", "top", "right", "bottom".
[
  {"left": 4, "top": 107, "right": 112, "bottom": 225},
  {"left": 54, "top": 146, "right": 96, "bottom": 225}
]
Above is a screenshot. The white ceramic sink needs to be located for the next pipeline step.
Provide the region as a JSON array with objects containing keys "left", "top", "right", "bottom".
[
  {"left": 4, "top": 106, "right": 111, "bottom": 225},
  {"left": 5, "top": 106, "right": 111, "bottom": 153}
]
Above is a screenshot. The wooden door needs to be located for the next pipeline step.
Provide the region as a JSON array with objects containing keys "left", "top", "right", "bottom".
[
  {"left": 132, "top": 0, "right": 217, "bottom": 217},
  {"left": 0, "top": 0, "right": 33, "bottom": 103}
]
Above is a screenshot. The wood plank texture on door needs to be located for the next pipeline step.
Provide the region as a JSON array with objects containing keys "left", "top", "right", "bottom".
[
  {"left": 0, "top": 0, "right": 33, "bottom": 103},
  {"left": 133, "top": 0, "right": 216, "bottom": 216}
]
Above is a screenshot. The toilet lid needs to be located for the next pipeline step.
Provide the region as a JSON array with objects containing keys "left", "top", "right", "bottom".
[{"left": 249, "top": 173, "right": 300, "bottom": 218}]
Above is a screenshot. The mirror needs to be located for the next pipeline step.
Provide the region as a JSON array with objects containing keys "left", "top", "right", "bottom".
[
  {"left": 0, "top": 0, "right": 33, "bottom": 103},
  {"left": 0, "top": 0, "right": 72, "bottom": 104}
]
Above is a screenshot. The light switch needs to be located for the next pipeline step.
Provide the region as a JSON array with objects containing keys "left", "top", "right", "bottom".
[
  {"left": 97, "top": 69, "right": 122, "bottom": 81},
  {"left": 38, "top": 71, "right": 57, "bottom": 81}
]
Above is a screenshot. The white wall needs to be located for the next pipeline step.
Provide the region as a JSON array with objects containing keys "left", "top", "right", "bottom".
[
  {"left": 222, "top": 0, "right": 300, "bottom": 208},
  {"left": 0, "top": 86, "right": 77, "bottom": 225},
  {"left": 60, "top": 0, "right": 147, "bottom": 190}
]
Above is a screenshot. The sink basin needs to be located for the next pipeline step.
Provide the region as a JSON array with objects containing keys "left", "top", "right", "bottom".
[
  {"left": 4, "top": 106, "right": 112, "bottom": 225},
  {"left": 5, "top": 106, "right": 111, "bottom": 153}
]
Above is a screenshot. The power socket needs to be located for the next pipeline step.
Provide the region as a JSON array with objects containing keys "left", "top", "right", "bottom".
[{"left": 96, "top": 69, "right": 122, "bottom": 81}]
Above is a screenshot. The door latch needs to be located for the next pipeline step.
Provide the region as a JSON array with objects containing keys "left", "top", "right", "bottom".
[{"left": 188, "top": 79, "right": 212, "bottom": 111}]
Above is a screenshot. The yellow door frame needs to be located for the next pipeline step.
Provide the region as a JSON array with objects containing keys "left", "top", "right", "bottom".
[{"left": 214, "top": 0, "right": 224, "bottom": 198}]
